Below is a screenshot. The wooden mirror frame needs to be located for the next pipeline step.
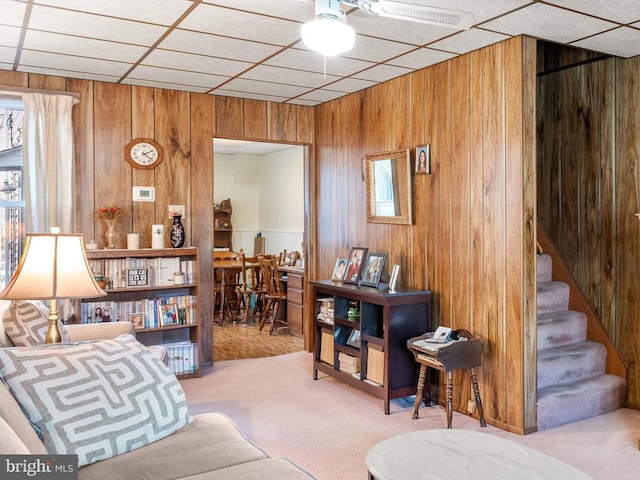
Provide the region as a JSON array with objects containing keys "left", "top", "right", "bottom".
[{"left": 365, "top": 149, "right": 413, "bottom": 225}]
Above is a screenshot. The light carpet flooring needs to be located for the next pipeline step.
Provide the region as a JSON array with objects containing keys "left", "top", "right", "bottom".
[{"left": 182, "top": 351, "right": 640, "bottom": 480}]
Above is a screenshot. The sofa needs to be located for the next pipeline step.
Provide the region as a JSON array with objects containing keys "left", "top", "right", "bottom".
[{"left": 0, "top": 301, "right": 314, "bottom": 480}]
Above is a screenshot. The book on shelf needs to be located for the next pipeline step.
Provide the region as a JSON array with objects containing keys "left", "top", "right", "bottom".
[
  {"left": 88, "top": 257, "right": 196, "bottom": 289},
  {"left": 160, "top": 341, "right": 198, "bottom": 375}
]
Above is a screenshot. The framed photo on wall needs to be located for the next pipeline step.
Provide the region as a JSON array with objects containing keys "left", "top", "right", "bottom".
[
  {"left": 332, "top": 258, "right": 348, "bottom": 281},
  {"left": 360, "top": 252, "right": 387, "bottom": 288},
  {"left": 344, "top": 247, "right": 368, "bottom": 284},
  {"left": 415, "top": 144, "right": 431, "bottom": 175}
]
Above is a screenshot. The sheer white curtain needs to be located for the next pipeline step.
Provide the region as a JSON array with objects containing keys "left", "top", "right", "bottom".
[{"left": 21, "top": 93, "right": 78, "bottom": 234}]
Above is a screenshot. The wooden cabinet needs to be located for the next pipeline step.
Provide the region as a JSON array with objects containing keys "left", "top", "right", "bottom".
[
  {"left": 83, "top": 248, "right": 200, "bottom": 379},
  {"left": 214, "top": 201, "right": 233, "bottom": 250},
  {"left": 279, "top": 266, "right": 304, "bottom": 338},
  {"left": 310, "top": 280, "right": 432, "bottom": 414}
]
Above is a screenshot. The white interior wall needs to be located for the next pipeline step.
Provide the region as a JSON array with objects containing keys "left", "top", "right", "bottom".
[{"left": 214, "top": 146, "right": 303, "bottom": 256}]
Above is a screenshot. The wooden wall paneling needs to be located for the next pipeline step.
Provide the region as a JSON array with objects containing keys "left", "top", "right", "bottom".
[
  {"left": 131, "top": 86, "right": 156, "bottom": 246},
  {"left": 343, "top": 94, "right": 363, "bottom": 257},
  {"left": 92, "top": 82, "right": 132, "bottom": 249},
  {"left": 449, "top": 54, "right": 474, "bottom": 412},
  {"left": 504, "top": 37, "right": 527, "bottom": 433},
  {"left": 313, "top": 103, "right": 333, "bottom": 279},
  {"left": 243, "top": 99, "right": 267, "bottom": 139},
  {"left": 28, "top": 74, "right": 66, "bottom": 91},
  {"left": 67, "top": 79, "right": 95, "bottom": 239},
  {"left": 599, "top": 59, "right": 616, "bottom": 339},
  {"left": 409, "top": 69, "right": 428, "bottom": 291},
  {"left": 154, "top": 89, "right": 191, "bottom": 244},
  {"left": 559, "top": 66, "right": 580, "bottom": 272},
  {"left": 190, "top": 92, "right": 214, "bottom": 366},
  {"left": 267, "top": 102, "right": 297, "bottom": 142},
  {"left": 481, "top": 42, "right": 508, "bottom": 427},
  {"left": 215, "top": 96, "right": 243, "bottom": 137},
  {"left": 0, "top": 71, "right": 28, "bottom": 87},
  {"left": 295, "top": 105, "right": 314, "bottom": 145},
  {"left": 615, "top": 57, "right": 640, "bottom": 408}
]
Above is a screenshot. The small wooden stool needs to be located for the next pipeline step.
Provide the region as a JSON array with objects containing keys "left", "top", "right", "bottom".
[{"left": 407, "top": 331, "right": 486, "bottom": 428}]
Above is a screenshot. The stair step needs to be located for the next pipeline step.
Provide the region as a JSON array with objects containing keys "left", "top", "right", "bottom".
[
  {"left": 537, "top": 281, "right": 569, "bottom": 314},
  {"left": 537, "top": 374, "right": 626, "bottom": 430},
  {"left": 537, "top": 253, "right": 552, "bottom": 282},
  {"left": 538, "top": 341, "right": 606, "bottom": 389},
  {"left": 537, "top": 310, "right": 587, "bottom": 350}
]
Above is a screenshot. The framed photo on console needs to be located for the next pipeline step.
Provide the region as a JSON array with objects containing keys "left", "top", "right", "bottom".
[
  {"left": 332, "top": 258, "right": 348, "bottom": 281},
  {"left": 360, "top": 252, "right": 387, "bottom": 288},
  {"left": 344, "top": 247, "right": 368, "bottom": 284}
]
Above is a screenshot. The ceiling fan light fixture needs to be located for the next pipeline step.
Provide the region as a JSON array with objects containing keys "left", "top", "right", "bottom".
[{"left": 301, "top": 16, "right": 356, "bottom": 57}]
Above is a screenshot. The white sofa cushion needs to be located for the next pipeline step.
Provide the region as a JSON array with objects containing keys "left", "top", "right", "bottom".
[
  {"left": 2, "top": 300, "right": 70, "bottom": 346},
  {"left": 0, "top": 334, "right": 192, "bottom": 467}
]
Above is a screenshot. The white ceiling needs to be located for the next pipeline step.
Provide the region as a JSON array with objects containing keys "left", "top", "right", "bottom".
[{"left": 2, "top": 0, "right": 640, "bottom": 106}]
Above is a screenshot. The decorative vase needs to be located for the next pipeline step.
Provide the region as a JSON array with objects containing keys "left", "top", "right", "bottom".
[
  {"left": 104, "top": 219, "right": 119, "bottom": 249},
  {"left": 170, "top": 214, "right": 185, "bottom": 248}
]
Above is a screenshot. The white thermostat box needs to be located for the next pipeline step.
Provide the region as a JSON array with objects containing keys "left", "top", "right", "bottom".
[{"left": 132, "top": 186, "right": 155, "bottom": 202}]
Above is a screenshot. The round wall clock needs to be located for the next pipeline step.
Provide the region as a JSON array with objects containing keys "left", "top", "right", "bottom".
[{"left": 124, "top": 138, "right": 164, "bottom": 170}]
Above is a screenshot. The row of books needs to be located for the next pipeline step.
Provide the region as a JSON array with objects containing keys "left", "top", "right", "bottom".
[
  {"left": 80, "top": 295, "right": 197, "bottom": 329},
  {"left": 161, "top": 341, "right": 198, "bottom": 375},
  {"left": 316, "top": 297, "right": 335, "bottom": 324},
  {"left": 88, "top": 257, "right": 196, "bottom": 288}
]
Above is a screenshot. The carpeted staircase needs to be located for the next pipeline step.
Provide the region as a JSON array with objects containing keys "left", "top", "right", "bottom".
[{"left": 536, "top": 253, "right": 626, "bottom": 430}]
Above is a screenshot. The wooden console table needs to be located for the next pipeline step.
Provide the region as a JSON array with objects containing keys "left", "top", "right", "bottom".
[{"left": 407, "top": 332, "right": 486, "bottom": 428}]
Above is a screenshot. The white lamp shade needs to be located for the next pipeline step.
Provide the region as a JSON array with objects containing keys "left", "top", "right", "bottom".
[
  {"left": 301, "top": 17, "right": 356, "bottom": 57},
  {"left": 0, "top": 233, "right": 106, "bottom": 300}
]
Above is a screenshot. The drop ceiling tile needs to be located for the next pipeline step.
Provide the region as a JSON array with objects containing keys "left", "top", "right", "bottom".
[
  {"left": 572, "top": 27, "right": 640, "bottom": 58},
  {"left": 0, "top": 46, "right": 16, "bottom": 64},
  {"left": 344, "top": 35, "right": 417, "bottom": 63},
  {"left": 19, "top": 50, "right": 131, "bottom": 77},
  {"left": 121, "top": 78, "right": 209, "bottom": 93},
  {"left": 407, "top": 0, "right": 531, "bottom": 24},
  {"left": 28, "top": 4, "right": 167, "bottom": 45},
  {"left": 0, "top": 25, "right": 21, "bottom": 47},
  {"left": 296, "top": 89, "right": 349, "bottom": 103},
  {"left": 241, "top": 65, "right": 340, "bottom": 89},
  {"left": 217, "top": 78, "right": 309, "bottom": 98},
  {"left": 0, "top": 0, "right": 27, "bottom": 27},
  {"left": 143, "top": 49, "right": 251, "bottom": 77},
  {"left": 17, "top": 65, "right": 120, "bottom": 83},
  {"left": 204, "top": 0, "right": 314, "bottom": 22},
  {"left": 388, "top": 48, "right": 457, "bottom": 69},
  {"left": 353, "top": 64, "right": 412, "bottom": 83},
  {"left": 325, "top": 77, "right": 376, "bottom": 93},
  {"left": 179, "top": 3, "right": 301, "bottom": 46},
  {"left": 266, "top": 48, "right": 375, "bottom": 77},
  {"left": 482, "top": 3, "right": 617, "bottom": 45},
  {"left": 287, "top": 99, "right": 321, "bottom": 106},
  {"left": 429, "top": 28, "right": 511, "bottom": 55},
  {"left": 545, "top": 0, "right": 640, "bottom": 24},
  {"left": 31, "top": 0, "right": 192, "bottom": 25},
  {"left": 23, "top": 30, "right": 147, "bottom": 63},
  {"left": 128, "top": 65, "right": 228, "bottom": 89},
  {"left": 211, "top": 89, "right": 290, "bottom": 103},
  {"left": 160, "top": 29, "right": 282, "bottom": 63}
]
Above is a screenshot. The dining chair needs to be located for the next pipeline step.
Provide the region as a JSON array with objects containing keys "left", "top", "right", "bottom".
[
  {"left": 235, "top": 254, "right": 264, "bottom": 325},
  {"left": 258, "top": 256, "right": 288, "bottom": 335},
  {"left": 213, "top": 250, "right": 243, "bottom": 326}
]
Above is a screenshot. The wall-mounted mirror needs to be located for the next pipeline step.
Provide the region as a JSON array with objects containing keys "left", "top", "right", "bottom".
[{"left": 365, "top": 149, "right": 412, "bottom": 225}]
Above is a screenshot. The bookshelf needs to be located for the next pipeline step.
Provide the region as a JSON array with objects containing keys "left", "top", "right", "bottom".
[
  {"left": 83, "top": 247, "right": 200, "bottom": 379},
  {"left": 214, "top": 205, "right": 233, "bottom": 250},
  {"left": 310, "top": 280, "right": 432, "bottom": 414}
]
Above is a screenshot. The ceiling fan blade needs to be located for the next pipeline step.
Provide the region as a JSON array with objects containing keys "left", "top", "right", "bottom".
[{"left": 363, "top": 1, "right": 474, "bottom": 29}]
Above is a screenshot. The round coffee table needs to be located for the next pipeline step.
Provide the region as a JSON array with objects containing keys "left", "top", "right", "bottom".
[{"left": 366, "top": 429, "right": 595, "bottom": 480}]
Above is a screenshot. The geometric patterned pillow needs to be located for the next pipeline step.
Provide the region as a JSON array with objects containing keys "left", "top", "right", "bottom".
[
  {"left": 0, "top": 334, "right": 192, "bottom": 467},
  {"left": 2, "top": 300, "right": 70, "bottom": 346}
]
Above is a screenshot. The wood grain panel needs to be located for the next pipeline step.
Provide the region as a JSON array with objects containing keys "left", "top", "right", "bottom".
[
  {"left": 0, "top": 70, "right": 28, "bottom": 87},
  {"left": 131, "top": 86, "right": 156, "bottom": 246},
  {"left": 27, "top": 74, "right": 66, "bottom": 91},
  {"left": 190, "top": 93, "right": 214, "bottom": 365},
  {"left": 92, "top": 82, "right": 131, "bottom": 249},
  {"left": 267, "top": 102, "right": 297, "bottom": 142},
  {"left": 243, "top": 99, "right": 267, "bottom": 138},
  {"left": 215, "top": 96, "right": 243, "bottom": 137},
  {"left": 295, "top": 105, "right": 314, "bottom": 144}
]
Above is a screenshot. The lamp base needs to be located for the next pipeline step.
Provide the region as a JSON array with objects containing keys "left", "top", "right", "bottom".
[{"left": 45, "top": 299, "right": 61, "bottom": 344}]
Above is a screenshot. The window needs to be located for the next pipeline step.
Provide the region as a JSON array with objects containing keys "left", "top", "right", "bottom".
[{"left": 0, "top": 98, "right": 25, "bottom": 289}]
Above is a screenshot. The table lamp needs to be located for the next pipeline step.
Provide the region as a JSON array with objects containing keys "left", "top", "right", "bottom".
[{"left": 0, "top": 231, "right": 106, "bottom": 343}]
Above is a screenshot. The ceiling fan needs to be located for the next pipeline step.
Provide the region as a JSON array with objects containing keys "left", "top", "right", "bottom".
[{"left": 299, "top": 0, "right": 474, "bottom": 56}]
